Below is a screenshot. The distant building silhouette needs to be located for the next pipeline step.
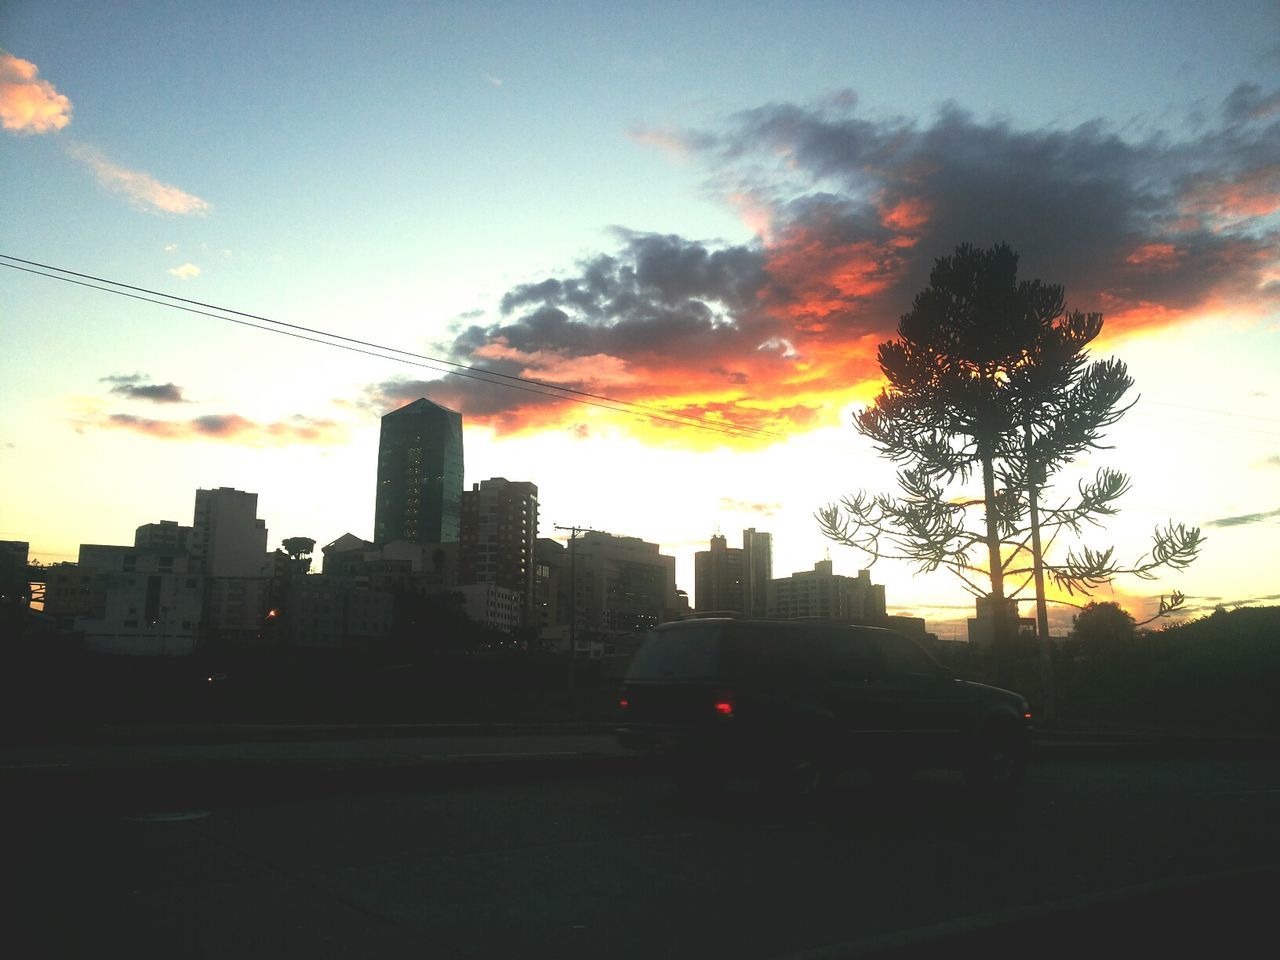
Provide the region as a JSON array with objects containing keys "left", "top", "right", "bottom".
[
  {"left": 191, "top": 487, "right": 268, "bottom": 577},
  {"left": 693, "top": 528, "right": 773, "bottom": 615},
  {"left": 543, "top": 531, "right": 677, "bottom": 657},
  {"left": 459, "top": 478, "right": 538, "bottom": 628},
  {"left": 190, "top": 487, "right": 271, "bottom": 645},
  {"left": 455, "top": 582, "right": 522, "bottom": 633},
  {"left": 134, "top": 520, "right": 191, "bottom": 554},
  {"left": 742, "top": 527, "right": 773, "bottom": 618},
  {"left": 533, "top": 537, "right": 569, "bottom": 632},
  {"left": 767, "top": 560, "right": 887, "bottom": 621},
  {"left": 694, "top": 533, "right": 744, "bottom": 613},
  {"left": 374, "top": 398, "right": 464, "bottom": 545},
  {"left": 67, "top": 541, "right": 202, "bottom": 655},
  {"left": 967, "top": 595, "right": 1036, "bottom": 645}
]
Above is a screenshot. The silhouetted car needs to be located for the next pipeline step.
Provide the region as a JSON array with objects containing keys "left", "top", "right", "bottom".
[{"left": 616, "top": 617, "right": 1031, "bottom": 794}]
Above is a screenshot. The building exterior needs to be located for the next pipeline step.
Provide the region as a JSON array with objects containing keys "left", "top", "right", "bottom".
[
  {"left": 967, "top": 596, "right": 1037, "bottom": 646},
  {"left": 64, "top": 548, "right": 203, "bottom": 655},
  {"left": 767, "top": 560, "right": 887, "bottom": 622},
  {"left": 456, "top": 582, "right": 522, "bottom": 633},
  {"left": 321, "top": 535, "right": 459, "bottom": 591},
  {"left": 693, "top": 533, "right": 745, "bottom": 613},
  {"left": 741, "top": 528, "right": 773, "bottom": 618},
  {"left": 533, "top": 538, "right": 569, "bottom": 632},
  {"left": 134, "top": 520, "right": 192, "bottom": 553},
  {"left": 460, "top": 478, "right": 538, "bottom": 627},
  {"left": 40, "top": 563, "right": 101, "bottom": 621},
  {"left": 0, "top": 540, "right": 31, "bottom": 624},
  {"left": 563, "top": 531, "right": 678, "bottom": 645},
  {"left": 373, "top": 398, "right": 464, "bottom": 545},
  {"left": 191, "top": 487, "right": 268, "bottom": 577},
  {"left": 283, "top": 575, "right": 395, "bottom": 649}
]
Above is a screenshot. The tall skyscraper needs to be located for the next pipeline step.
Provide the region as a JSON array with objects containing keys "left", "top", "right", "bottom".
[
  {"left": 742, "top": 527, "right": 773, "bottom": 618},
  {"left": 693, "top": 528, "right": 771, "bottom": 615},
  {"left": 693, "top": 533, "right": 744, "bottom": 613},
  {"left": 374, "top": 398, "right": 464, "bottom": 545},
  {"left": 459, "top": 477, "right": 538, "bottom": 627}
]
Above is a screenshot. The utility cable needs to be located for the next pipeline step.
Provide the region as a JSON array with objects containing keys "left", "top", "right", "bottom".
[{"left": 0, "top": 254, "right": 785, "bottom": 440}]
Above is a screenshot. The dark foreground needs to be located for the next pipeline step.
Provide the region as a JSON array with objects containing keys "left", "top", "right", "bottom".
[{"left": 7, "top": 746, "right": 1280, "bottom": 959}]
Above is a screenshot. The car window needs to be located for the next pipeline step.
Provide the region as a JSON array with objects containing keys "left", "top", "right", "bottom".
[
  {"left": 723, "top": 622, "right": 824, "bottom": 692},
  {"left": 877, "top": 632, "right": 943, "bottom": 681},
  {"left": 626, "top": 625, "right": 721, "bottom": 680},
  {"left": 824, "top": 628, "right": 887, "bottom": 682}
]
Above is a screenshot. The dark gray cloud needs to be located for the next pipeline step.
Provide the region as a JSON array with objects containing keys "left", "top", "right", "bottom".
[
  {"left": 383, "top": 85, "right": 1278, "bottom": 437},
  {"left": 101, "top": 373, "right": 189, "bottom": 404},
  {"left": 1204, "top": 507, "right": 1280, "bottom": 528},
  {"left": 699, "top": 89, "right": 1278, "bottom": 322}
]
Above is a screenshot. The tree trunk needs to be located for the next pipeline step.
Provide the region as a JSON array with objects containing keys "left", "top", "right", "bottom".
[
  {"left": 980, "top": 443, "right": 1013, "bottom": 688},
  {"left": 1025, "top": 423, "right": 1055, "bottom": 723}
]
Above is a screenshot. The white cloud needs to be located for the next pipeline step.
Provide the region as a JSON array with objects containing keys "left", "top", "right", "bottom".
[
  {"left": 168, "top": 263, "right": 201, "bottom": 280},
  {"left": 0, "top": 50, "right": 72, "bottom": 134},
  {"left": 66, "top": 142, "right": 212, "bottom": 216}
]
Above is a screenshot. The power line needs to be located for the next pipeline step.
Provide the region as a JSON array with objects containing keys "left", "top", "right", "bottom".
[{"left": 0, "top": 254, "right": 786, "bottom": 441}]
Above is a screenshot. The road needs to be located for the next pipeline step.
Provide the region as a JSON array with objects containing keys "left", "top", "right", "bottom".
[{"left": 7, "top": 746, "right": 1280, "bottom": 959}]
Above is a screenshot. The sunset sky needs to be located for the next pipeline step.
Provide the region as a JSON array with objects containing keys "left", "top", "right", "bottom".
[{"left": 2, "top": 1, "right": 1277, "bottom": 636}]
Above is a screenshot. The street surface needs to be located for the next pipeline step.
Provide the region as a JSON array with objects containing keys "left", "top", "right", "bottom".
[{"left": 7, "top": 743, "right": 1280, "bottom": 959}]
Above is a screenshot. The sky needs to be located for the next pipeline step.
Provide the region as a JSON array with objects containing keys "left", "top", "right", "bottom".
[{"left": 2, "top": 1, "right": 1278, "bottom": 637}]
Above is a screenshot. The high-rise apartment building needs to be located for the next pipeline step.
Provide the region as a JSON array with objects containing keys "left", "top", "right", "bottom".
[
  {"left": 693, "top": 533, "right": 744, "bottom": 613},
  {"left": 190, "top": 487, "right": 271, "bottom": 645},
  {"left": 374, "top": 398, "right": 464, "bottom": 544},
  {"left": 459, "top": 478, "right": 538, "bottom": 627},
  {"left": 572, "top": 531, "right": 677, "bottom": 635},
  {"left": 191, "top": 487, "right": 268, "bottom": 577},
  {"left": 693, "top": 528, "right": 772, "bottom": 615},
  {"left": 741, "top": 527, "right": 773, "bottom": 618}
]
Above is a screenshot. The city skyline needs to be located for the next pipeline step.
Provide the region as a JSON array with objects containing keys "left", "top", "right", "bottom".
[{"left": 2, "top": 3, "right": 1277, "bottom": 637}]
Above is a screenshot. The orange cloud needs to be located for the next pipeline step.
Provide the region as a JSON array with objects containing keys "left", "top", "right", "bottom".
[
  {"left": 102, "top": 413, "right": 344, "bottom": 445},
  {"left": 471, "top": 341, "right": 640, "bottom": 387},
  {"left": 0, "top": 51, "right": 72, "bottom": 134},
  {"left": 879, "top": 196, "right": 930, "bottom": 232},
  {"left": 761, "top": 227, "right": 909, "bottom": 325},
  {"left": 66, "top": 142, "right": 211, "bottom": 216},
  {"left": 1124, "top": 243, "right": 1181, "bottom": 268},
  {"left": 1181, "top": 165, "right": 1280, "bottom": 225}
]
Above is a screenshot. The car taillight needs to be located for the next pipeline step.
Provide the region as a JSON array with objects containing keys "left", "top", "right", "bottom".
[{"left": 713, "top": 699, "right": 734, "bottom": 718}]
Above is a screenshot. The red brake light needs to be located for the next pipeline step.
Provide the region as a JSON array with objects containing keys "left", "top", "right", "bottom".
[{"left": 713, "top": 700, "right": 734, "bottom": 717}]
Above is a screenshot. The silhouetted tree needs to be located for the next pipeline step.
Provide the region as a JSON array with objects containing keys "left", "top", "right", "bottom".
[
  {"left": 1070, "top": 601, "right": 1138, "bottom": 651},
  {"left": 817, "top": 243, "right": 1202, "bottom": 691},
  {"left": 281, "top": 537, "right": 315, "bottom": 560}
]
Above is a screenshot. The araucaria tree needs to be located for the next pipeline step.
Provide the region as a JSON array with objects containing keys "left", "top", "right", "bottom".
[{"left": 817, "top": 243, "right": 1202, "bottom": 687}]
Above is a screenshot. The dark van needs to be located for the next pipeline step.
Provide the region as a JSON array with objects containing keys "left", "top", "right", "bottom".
[{"left": 616, "top": 618, "right": 1030, "bottom": 793}]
